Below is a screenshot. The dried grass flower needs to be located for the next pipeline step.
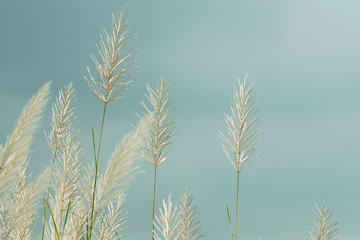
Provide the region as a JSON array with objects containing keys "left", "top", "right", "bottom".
[
  {"left": 86, "top": 6, "right": 136, "bottom": 104},
  {"left": 219, "top": 74, "right": 261, "bottom": 173},
  {"left": 308, "top": 202, "right": 339, "bottom": 240},
  {"left": 141, "top": 78, "right": 176, "bottom": 166},
  {"left": 154, "top": 194, "right": 182, "bottom": 240},
  {"left": 0, "top": 82, "right": 51, "bottom": 203},
  {"left": 179, "top": 190, "right": 205, "bottom": 240}
]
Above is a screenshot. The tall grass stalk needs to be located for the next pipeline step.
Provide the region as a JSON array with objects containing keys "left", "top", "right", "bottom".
[
  {"left": 153, "top": 165, "right": 158, "bottom": 239},
  {"left": 141, "top": 79, "right": 176, "bottom": 240},
  {"left": 219, "top": 74, "right": 261, "bottom": 240},
  {"left": 236, "top": 172, "right": 239, "bottom": 240},
  {"left": 85, "top": 6, "right": 135, "bottom": 238},
  {"left": 89, "top": 102, "right": 107, "bottom": 239}
]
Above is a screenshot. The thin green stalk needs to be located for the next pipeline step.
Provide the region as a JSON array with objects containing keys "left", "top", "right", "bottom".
[
  {"left": 226, "top": 203, "right": 235, "bottom": 240},
  {"left": 45, "top": 198, "right": 61, "bottom": 240},
  {"left": 152, "top": 165, "right": 158, "bottom": 240},
  {"left": 42, "top": 152, "right": 58, "bottom": 240},
  {"left": 91, "top": 125, "right": 97, "bottom": 164},
  {"left": 62, "top": 196, "right": 72, "bottom": 233},
  {"left": 235, "top": 172, "right": 240, "bottom": 240},
  {"left": 86, "top": 216, "right": 90, "bottom": 240},
  {"left": 89, "top": 102, "right": 108, "bottom": 239},
  {"left": 86, "top": 126, "right": 96, "bottom": 240},
  {"left": 97, "top": 102, "right": 108, "bottom": 169}
]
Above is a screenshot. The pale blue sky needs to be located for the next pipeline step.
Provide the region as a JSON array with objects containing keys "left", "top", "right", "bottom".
[{"left": 1, "top": 0, "right": 360, "bottom": 239}]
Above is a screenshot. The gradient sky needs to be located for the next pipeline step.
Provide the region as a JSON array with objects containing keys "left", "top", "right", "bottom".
[{"left": 1, "top": 0, "right": 360, "bottom": 239}]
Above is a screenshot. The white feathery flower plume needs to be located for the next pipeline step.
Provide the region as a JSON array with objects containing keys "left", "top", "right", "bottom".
[
  {"left": 6, "top": 164, "right": 50, "bottom": 240},
  {"left": 0, "top": 82, "right": 51, "bottom": 202},
  {"left": 98, "top": 194, "right": 127, "bottom": 240},
  {"left": 43, "top": 82, "right": 82, "bottom": 240},
  {"left": 47, "top": 133, "right": 84, "bottom": 240},
  {"left": 141, "top": 78, "right": 176, "bottom": 166},
  {"left": 154, "top": 194, "right": 182, "bottom": 240},
  {"left": 308, "top": 202, "right": 339, "bottom": 240},
  {"left": 85, "top": 6, "right": 136, "bottom": 104},
  {"left": 178, "top": 190, "right": 205, "bottom": 240},
  {"left": 219, "top": 74, "right": 261, "bottom": 172},
  {"left": 46, "top": 82, "right": 77, "bottom": 158}
]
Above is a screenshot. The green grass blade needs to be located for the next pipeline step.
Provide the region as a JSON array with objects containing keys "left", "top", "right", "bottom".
[
  {"left": 86, "top": 214, "right": 90, "bottom": 240},
  {"left": 226, "top": 202, "right": 235, "bottom": 240},
  {"left": 45, "top": 199, "right": 61, "bottom": 240},
  {"left": 62, "top": 196, "right": 72, "bottom": 232},
  {"left": 42, "top": 194, "right": 47, "bottom": 240},
  {"left": 92, "top": 124, "right": 97, "bottom": 164}
]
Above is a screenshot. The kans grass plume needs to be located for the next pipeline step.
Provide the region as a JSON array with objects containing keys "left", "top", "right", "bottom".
[
  {"left": 140, "top": 78, "right": 176, "bottom": 240},
  {"left": 1, "top": 5, "right": 344, "bottom": 240},
  {"left": 219, "top": 74, "right": 261, "bottom": 240},
  {"left": 45, "top": 100, "right": 84, "bottom": 239},
  {"left": 98, "top": 194, "right": 126, "bottom": 240},
  {"left": 308, "top": 202, "right": 339, "bottom": 240},
  {"left": 178, "top": 191, "right": 205, "bottom": 240},
  {"left": 3, "top": 163, "right": 50, "bottom": 240},
  {"left": 154, "top": 195, "right": 182, "bottom": 240},
  {"left": 0, "top": 82, "right": 51, "bottom": 239},
  {"left": 85, "top": 6, "right": 135, "bottom": 104},
  {"left": 42, "top": 88, "right": 148, "bottom": 239},
  {"left": 46, "top": 83, "right": 77, "bottom": 159},
  {"left": 141, "top": 78, "right": 176, "bottom": 166},
  {"left": 154, "top": 191, "right": 205, "bottom": 240},
  {"left": 84, "top": 6, "right": 136, "bottom": 238},
  {"left": 0, "top": 82, "right": 51, "bottom": 203},
  {"left": 43, "top": 82, "right": 80, "bottom": 239},
  {"left": 219, "top": 74, "right": 261, "bottom": 173}
]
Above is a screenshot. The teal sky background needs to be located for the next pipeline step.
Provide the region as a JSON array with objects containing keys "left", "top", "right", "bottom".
[{"left": 1, "top": 0, "right": 360, "bottom": 239}]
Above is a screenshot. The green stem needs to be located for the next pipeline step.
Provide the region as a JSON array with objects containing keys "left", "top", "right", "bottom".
[
  {"left": 152, "top": 165, "right": 158, "bottom": 240},
  {"left": 236, "top": 171, "right": 240, "bottom": 240},
  {"left": 97, "top": 102, "right": 108, "bottom": 172},
  {"left": 45, "top": 199, "right": 61, "bottom": 240},
  {"left": 226, "top": 203, "right": 235, "bottom": 240},
  {"left": 89, "top": 102, "right": 108, "bottom": 239},
  {"left": 42, "top": 151, "right": 58, "bottom": 239}
]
